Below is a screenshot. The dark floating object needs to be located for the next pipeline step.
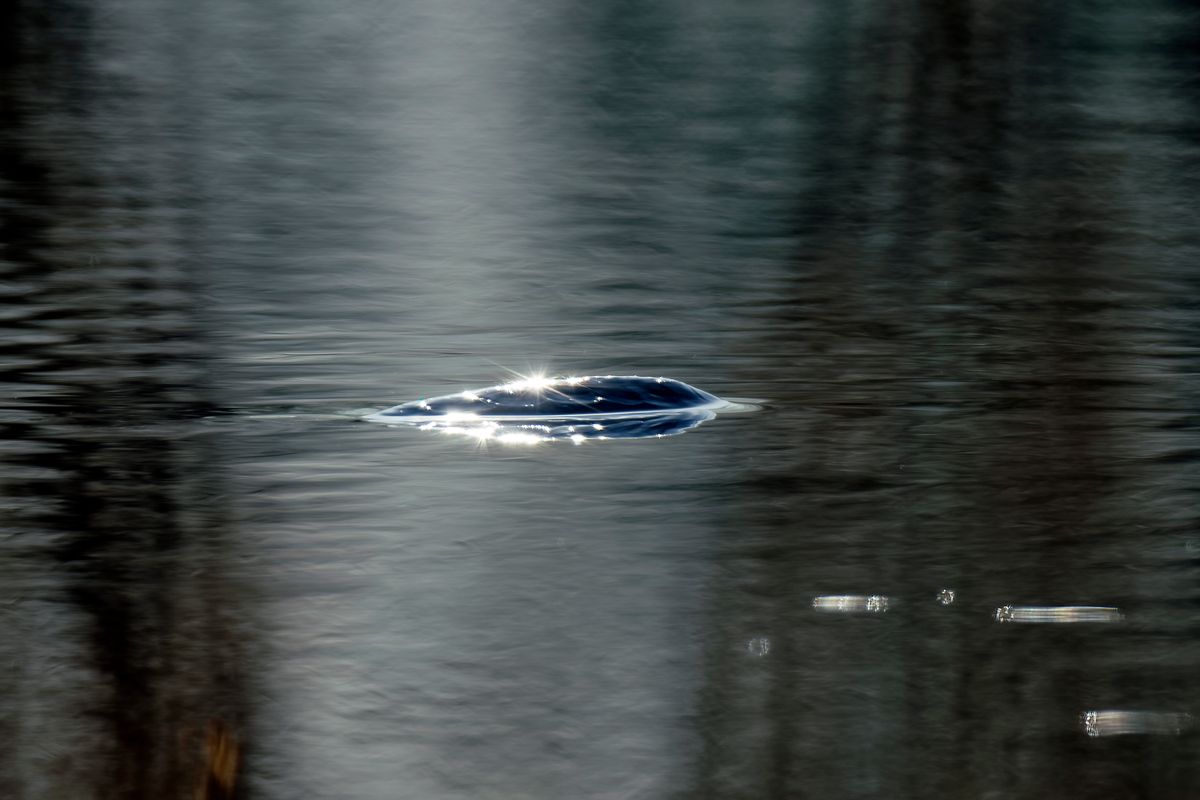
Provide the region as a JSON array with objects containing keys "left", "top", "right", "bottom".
[{"left": 364, "top": 375, "right": 731, "bottom": 443}]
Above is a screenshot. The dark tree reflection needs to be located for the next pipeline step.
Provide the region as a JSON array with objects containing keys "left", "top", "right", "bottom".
[
  {"left": 693, "top": 2, "right": 1200, "bottom": 799},
  {"left": 0, "top": 3, "right": 249, "bottom": 798}
]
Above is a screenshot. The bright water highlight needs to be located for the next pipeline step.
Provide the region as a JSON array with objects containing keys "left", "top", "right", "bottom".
[{"left": 364, "top": 375, "right": 730, "bottom": 443}]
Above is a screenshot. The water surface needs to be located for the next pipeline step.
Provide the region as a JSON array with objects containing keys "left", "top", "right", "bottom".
[{"left": 2, "top": 1, "right": 1199, "bottom": 798}]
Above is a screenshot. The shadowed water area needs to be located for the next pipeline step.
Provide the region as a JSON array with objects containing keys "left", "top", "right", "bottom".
[{"left": 2, "top": 1, "right": 1199, "bottom": 798}]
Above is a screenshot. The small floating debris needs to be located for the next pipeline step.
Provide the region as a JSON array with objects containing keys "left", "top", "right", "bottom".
[
  {"left": 936, "top": 588, "right": 956, "bottom": 606},
  {"left": 994, "top": 605, "right": 1123, "bottom": 624},
  {"left": 364, "top": 375, "right": 731, "bottom": 443},
  {"left": 812, "top": 595, "right": 890, "bottom": 614},
  {"left": 1082, "top": 710, "right": 1192, "bottom": 737}
]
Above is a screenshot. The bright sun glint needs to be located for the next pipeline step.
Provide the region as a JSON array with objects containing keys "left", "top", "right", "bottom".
[
  {"left": 496, "top": 431, "right": 544, "bottom": 445},
  {"left": 505, "top": 371, "right": 556, "bottom": 392},
  {"left": 442, "top": 411, "right": 481, "bottom": 422}
]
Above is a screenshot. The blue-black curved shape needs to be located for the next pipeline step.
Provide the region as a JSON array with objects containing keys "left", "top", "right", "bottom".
[
  {"left": 363, "top": 375, "right": 726, "bottom": 443},
  {"left": 371, "top": 375, "right": 722, "bottom": 420}
]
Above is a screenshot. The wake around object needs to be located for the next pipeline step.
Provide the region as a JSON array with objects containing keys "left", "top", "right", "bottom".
[{"left": 363, "top": 375, "right": 733, "bottom": 443}]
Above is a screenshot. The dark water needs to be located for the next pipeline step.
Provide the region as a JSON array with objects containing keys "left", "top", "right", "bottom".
[{"left": 3, "top": 1, "right": 1199, "bottom": 797}]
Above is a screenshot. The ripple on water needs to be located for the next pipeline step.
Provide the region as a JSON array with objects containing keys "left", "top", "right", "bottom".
[{"left": 362, "top": 375, "right": 731, "bottom": 443}]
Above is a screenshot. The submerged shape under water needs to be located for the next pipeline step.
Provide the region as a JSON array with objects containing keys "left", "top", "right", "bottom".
[{"left": 363, "top": 375, "right": 729, "bottom": 443}]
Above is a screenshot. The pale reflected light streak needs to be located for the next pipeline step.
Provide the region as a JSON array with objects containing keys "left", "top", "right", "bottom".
[
  {"left": 1082, "top": 710, "right": 1192, "bottom": 737},
  {"left": 495, "top": 431, "right": 544, "bottom": 446},
  {"left": 994, "top": 605, "right": 1123, "bottom": 624},
  {"left": 812, "top": 595, "right": 890, "bottom": 614},
  {"left": 440, "top": 412, "right": 481, "bottom": 422}
]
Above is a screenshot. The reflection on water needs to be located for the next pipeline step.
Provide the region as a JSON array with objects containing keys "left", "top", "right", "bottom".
[
  {"left": 3, "top": 0, "right": 1200, "bottom": 798},
  {"left": 371, "top": 410, "right": 718, "bottom": 445},
  {"left": 368, "top": 375, "right": 726, "bottom": 419},
  {"left": 812, "top": 595, "right": 891, "bottom": 615},
  {"left": 363, "top": 374, "right": 728, "bottom": 442},
  {"left": 995, "top": 605, "right": 1125, "bottom": 624},
  {"left": 1083, "top": 710, "right": 1194, "bottom": 738}
]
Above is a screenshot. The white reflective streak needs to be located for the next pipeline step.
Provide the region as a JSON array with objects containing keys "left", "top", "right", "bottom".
[
  {"left": 494, "top": 431, "right": 544, "bottom": 446},
  {"left": 812, "top": 595, "right": 889, "bottom": 614},
  {"left": 1083, "top": 710, "right": 1192, "bottom": 737},
  {"left": 994, "top": 605, "right": 1123, "bottom": 624}
]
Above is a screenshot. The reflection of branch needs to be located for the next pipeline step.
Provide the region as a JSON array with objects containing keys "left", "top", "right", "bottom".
[{"left": 196, "top": 720, "right": 239, "bottom": 800}]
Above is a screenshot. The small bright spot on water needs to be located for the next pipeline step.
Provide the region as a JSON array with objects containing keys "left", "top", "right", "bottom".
[
  {"left": 746, "top": 637, "right": 771, "bottom": 657},
  {"left": 506, "top": 372, "right": 554, "bottom": 392},
  {"left": 470, "top": 427, "right": 496, "bottom": 442},
  {"left": 937, "top": 588, "right": 956, "bottom": 605},
  {"left": 812, "top": 595, "right": 889, "bottom": 614}
]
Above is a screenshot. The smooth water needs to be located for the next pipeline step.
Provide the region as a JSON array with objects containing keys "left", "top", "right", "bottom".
[{"left": 2, "top": 1, "right": 1199, "bottom": 798}]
